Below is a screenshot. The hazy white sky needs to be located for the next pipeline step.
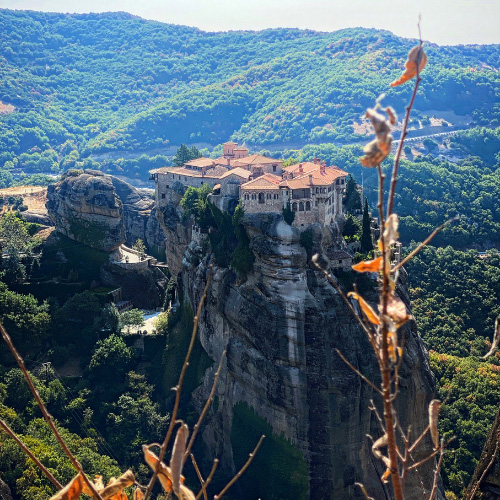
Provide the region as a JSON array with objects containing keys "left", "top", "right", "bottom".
[{"left": 1, "top": 0, "right": 499, "bottom": 45}]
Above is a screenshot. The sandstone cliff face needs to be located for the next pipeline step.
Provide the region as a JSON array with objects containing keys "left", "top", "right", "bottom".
[
  {"left": 178, "top": 214, "right": 441, "bottom": 500},
  {"left": 46, "top": 170, "right": 164, "bottom": 253},
  {"left": 46, "top": 170, "right": 126, "bottom": 251}
]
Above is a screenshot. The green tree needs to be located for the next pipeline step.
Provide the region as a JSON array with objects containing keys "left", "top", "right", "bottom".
[
  {"left": 0, "top": 212, "right": 39, "bottom": 283},
  {"left": 0, "top": 282, "right": 50, "bottom": 349},
  {"left": 361, "top": 197, "right": 373, "bottom": 252},
  {"left": 119, "top": 308, "right": 145, "bottom": 334},
  {"left": 344, "top": 174, "right": 362, "bottom": 214},
  {"left": 231, "top": 204, "right": 254, "bottom": 279},
  {"left": 173, "top": 144, "right": 192, "bottom": 166},
  {"left": 132, "top": 238, "right": 146, "bottom": 261},
  {"left": 93, "top": 303, "right": 120, "bottom": 334},
  {"left": 87, "top": 334, "right": 133, "bottom": 385},
  {"left": 282, "top": 201, "right": 295, "bottom": 225},
  {"left": 342, "top": 214, "right": 361, "bottom": 241}
]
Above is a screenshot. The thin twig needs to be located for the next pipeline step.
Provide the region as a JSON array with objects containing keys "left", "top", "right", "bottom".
[
  {"left": 184, "top": 349, "right": 227, "bottom": 461},
  {"left": 336, "top": 349, "right": 383, "bottom": 395},
  {"left": 143, "top": 265, "right": 213, "bottom": 500},
  {"left": 467, "top": 440, "right": 499, "bottom": 500},
  {"left": 0, "top": 418, "right": 63, "bottom": 490},
  {"left": 428, "top": 445, "right": 445, "bottom": 500},
  {"left": 312, "top": 258, "right": 374, "bottom": 341},
  {"left": 408, "top": 425, "right": 430, "bottom": 454},
  {"left": 355, "top": 482, "right": 375, "bottom": 500},
  {"left": 386, "top": 39, "right": 423, "bottom": 218},
  {"left": 0, "top": 324, "right": 104, "bottom": 500},
  {"left": 190, "top": 454, "right": 208, "bottom": 500},
  {"left": 214, "top": 435, "right": 265, "bottom": 499},
  {"left": 392, "top": 216, "right": 459, "bottom": 273},
  {"left": 195, "top": 459, "right": 219, "bottom": 500}
]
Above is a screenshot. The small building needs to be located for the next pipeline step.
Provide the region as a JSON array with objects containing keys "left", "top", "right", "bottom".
[
  {"left": 150, "top": 160, "right": 229, "bottom": 207},
  {"left": 240, "top": 174, "right": 283, "bottom": 213},
  {"left": 233, "top": 154, "right": 283, "bottom": 177}
]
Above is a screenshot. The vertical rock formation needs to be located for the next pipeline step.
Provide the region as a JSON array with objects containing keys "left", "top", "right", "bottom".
[
  {"left": 177, "top": 213, "right": 440, "bottom": 500},
  {"left": 46, "top": 169, "right": 165, "bottom": 253}
]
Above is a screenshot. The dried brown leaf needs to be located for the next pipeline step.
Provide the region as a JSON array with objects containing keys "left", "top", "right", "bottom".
[
  {"left": 179, "top": 484, "right": 196, "bottom": 500},
  {"left": 385, "top": 106, "right": 397, "bottom": 125},
  {"left": 348, "top": 292, "right": 380, "bottom": 325},
  {"left": 50, "top": 474, "right": 83, "bottom": 500},
  {"left": 97, "top": 470, "right": 135, "bottom": 500},
  {"left": 352, "top": 257, "right": 383, "bottom": 273},
  {"left": 134, "top": 489, "right": 144, "bottom": 500},
  {"left": 372, "top": 433, "right": 391, "bottom": 468},
  {"left": 143, "top": 445, "right": 186, "bottom": 493},
  {"left": 381, "top": 468, "right": 391, "bottom": 483},
  {"left": 390, "top": 45, "right": 428, "bottom": 87},
  {"left": 429, "top": 399, "right": 441, "bottom": 449},
  {"left": 383, "top": 214, "right": 399, "bottom": 247},
  {"left": 360, "top": 136, "right": 393, "bottom": 167},
  {"left": 170, "top": 423, "right": 189, "bottom": 494},
  {"left": 385, "top": 295, "right": 409, "bottom": 325}
]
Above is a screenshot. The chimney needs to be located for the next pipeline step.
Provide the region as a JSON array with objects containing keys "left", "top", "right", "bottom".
[
  {"left": 299, "top": 163, "right": 303, "bottom": 173},
  {"left": 321, "top": 161, "right": 326, "bottom": 174},
  {"left": 309, "top": 174, "right": 313, "bottom": 186}
]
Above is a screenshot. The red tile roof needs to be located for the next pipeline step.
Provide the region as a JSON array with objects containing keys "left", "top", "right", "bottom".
[
  {"left": 240, "top": 173, "right": 282, "bottom": 190},
  {"left": 233, "top": 154, "right": 282, "bottom": 166},
  {"left": 220, "top": 168, "right": 252, "bottom": 180}
]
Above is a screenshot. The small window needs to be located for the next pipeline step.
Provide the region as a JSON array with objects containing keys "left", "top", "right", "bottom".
[
  {"left": 273, "top": 165, "right": 277, "bottom": 172},
  {"left": 292, "top": 202, "right": 297, "bottom": 211},
  {"left": 305, "top": 201, "right": 311, "bottom": 211},
  {"left": 316, "top": 188, "right": 319, "bottom": 194},
  {"left": 161, "top": 193, "right": 166, "bottom": 199},
  {"left": 299, "top": 202, "right": 304, "bottom": 211}
]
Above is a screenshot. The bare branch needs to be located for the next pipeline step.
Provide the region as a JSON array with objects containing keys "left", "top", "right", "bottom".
[
  {"left": 190, "top": 454, "right": 208, "bottom": 500},
  {"left": 386, "top": 38, "right": 423, "bottom": 218},
  {"left": 214, "top": 435, "right": 265, "bottom": 499},
  {"left": 195, "top": 458, "right": 219, "bottom": 500},
  {"left": 336, "top": 349, "right": 383, "bottom": 395},
  {"left": 355, "top": 482, "right": 375, "bottom": 500},
  {"left": 0, "top": 418, "right": 63, "bottom": 490},
  {"left": 185, "top": 349, "right": 227, "bottom": 461},
  {"left": 392, "top": 216, "right": 459, "bottom": 273},
  {"left": 144, "top": 265, "right": 213, "bottom": 500},
  {"left": 0, "top": 324, "right": 103, "bottom": 500}
]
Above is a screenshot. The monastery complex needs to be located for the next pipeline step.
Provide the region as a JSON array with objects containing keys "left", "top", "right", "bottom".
[{"left": 150, "top": 141, "right": 348, "bottom": 227}]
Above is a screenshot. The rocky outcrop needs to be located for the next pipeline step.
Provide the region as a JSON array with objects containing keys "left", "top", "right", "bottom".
[
  {"left": 109, "top": 176, "right": 164, "bottom": 252},
  {"left": 46, "top": 170, "right": 165, "bottom": 253},
  {"left": 178, "top": 214, "right": 441, "bottom": 500},
  {"left": 465, "top": 404, "right": 500, "bottom": 499},
  {"left": 46, "top": 170, "right": 126, "bottom": 251}
]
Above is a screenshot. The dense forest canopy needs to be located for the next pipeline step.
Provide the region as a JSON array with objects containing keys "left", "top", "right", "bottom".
[
  {"left": 0, "top": 8, "right": 499, "bottom": 168},
  {"left": 1, "top": 8, "right": 500, "bottom": 499}
]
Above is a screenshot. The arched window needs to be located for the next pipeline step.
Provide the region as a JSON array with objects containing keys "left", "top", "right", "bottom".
[
  {"left": 292, "top": 202, "right": 298, "bottom": 211},
  {"left": 305, "top": 201, "right": 311, "bottom": 211},
  {"left": 299, "top": 202, "right": 304, "bottom": 211},
  {"left": 244, "top": 194, "right": 249, "bottom": 200},
  {"left": 252, "top": 194, "right": 256, "bottom": 200},
  {"left": 266, "top": 193, "right": 271, "bottom": 200},
  {"left": 258, "top": 192, "right": 265, "bottom": 204}
]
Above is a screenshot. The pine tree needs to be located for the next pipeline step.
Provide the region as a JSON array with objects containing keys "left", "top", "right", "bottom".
[
  {"left": 173, "top": 144, "right": 192, "bottom": 166},
  {"left": 361, "top": 197, "right": 373, "bottom": 253},
  {"left": 344, "top": 174, "right": 362, "bottom": 214}
]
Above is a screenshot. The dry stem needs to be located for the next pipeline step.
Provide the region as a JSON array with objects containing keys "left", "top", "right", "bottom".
[
  {"left": 214, "top": 434, "right": 265, "bottom": 499},
  {"left": 184, "top": 349, "right": 226, "bottom": 461},
  {"left": 0, "top": 418, "right": 63, "bottom": 490},
  {"left": 143, "top": 265, "right": 213, "bottom": 500},
  {"left": 195, "top": 459, "right": 219, "bottom": 500},
  {"left": 0, "top": 324, "right": 104, "bottom": 500}
]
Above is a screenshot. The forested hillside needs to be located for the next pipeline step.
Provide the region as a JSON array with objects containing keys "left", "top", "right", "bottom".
[
  {"left": 0, "top": 8, "right": 499, "bottom": 171},
  {"left": 1, "top": 9, "right": 500, "bottom": 499}
]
